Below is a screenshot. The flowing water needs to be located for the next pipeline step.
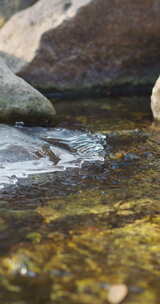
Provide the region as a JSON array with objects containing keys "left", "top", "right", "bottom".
[
  {"left": 0, "top": 96, "right": 160, "bottom": 304},
  {"left": 0, "top": 125, "right": 105, "bottom": 188}
]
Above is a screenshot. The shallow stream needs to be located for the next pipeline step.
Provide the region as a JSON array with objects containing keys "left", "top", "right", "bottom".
[{"left": 0, "top": 96, "right": 160, "bottom": 304}]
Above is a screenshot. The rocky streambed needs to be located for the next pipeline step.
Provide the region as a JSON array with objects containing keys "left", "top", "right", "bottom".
[{"left": 1, "top": 97, "right": 160, "bottom": 304}]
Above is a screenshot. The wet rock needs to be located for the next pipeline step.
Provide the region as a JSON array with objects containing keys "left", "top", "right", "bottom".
[
  {"left": 0, "top": 125, "right": 49, "bottom": 163},
  {"left": 0, "top": 0, "right": 38, "bottom": 27},
  {"left": 151, "top": 76, "right": 160, "bottom": 121},
  {"left": 0, "top": 0, "right": 160, "bottom": 92},
  {"left": 0, "top": 58, "right": 56, "bottom": 124}
]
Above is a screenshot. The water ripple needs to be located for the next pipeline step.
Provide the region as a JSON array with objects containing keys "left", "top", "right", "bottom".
[{"left": 0, "top": 125, "right": 106, "bottom": 188}]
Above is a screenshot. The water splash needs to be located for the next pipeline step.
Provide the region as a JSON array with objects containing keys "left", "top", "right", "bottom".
[{"left": 0, "top": 125, "right": 106, "bottom": 188}]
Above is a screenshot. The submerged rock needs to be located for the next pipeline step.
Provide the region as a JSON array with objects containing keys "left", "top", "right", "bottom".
[
  {"left": 0, "top": 58, "right": 56, "bottom": 124},
  {"left": 0, "top": 0, "right": 160, "bottom": 92}
]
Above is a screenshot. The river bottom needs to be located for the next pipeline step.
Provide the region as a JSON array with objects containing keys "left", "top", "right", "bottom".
[{"left": 0, "top": 97, "right": 159, "bottom": 304}]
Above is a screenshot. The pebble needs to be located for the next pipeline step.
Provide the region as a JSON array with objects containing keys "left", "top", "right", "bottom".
[
  {"left": 107, "top": 284, "right": 128, "bottom": 304},
  {"left": 109, "top": 152, "right": 124, "bottom": 160}
]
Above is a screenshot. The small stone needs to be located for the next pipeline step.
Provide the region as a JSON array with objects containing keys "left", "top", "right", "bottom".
[
  {"left": 109, "top": 152, "right": 124, "bottom": 160},
  {"left": 124, "top": 153, "right": 140, "bottom": 161},
  {"left": 107, "top": 284, "right": 128, "bottom": 304}
]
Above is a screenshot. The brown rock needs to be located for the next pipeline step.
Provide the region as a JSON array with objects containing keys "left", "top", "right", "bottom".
[
  {"left": 0, "top": 0, "right": 160, "bottom": 94},
  {"left": 0, "top": 0, "right": 90, "bottom": 73}
]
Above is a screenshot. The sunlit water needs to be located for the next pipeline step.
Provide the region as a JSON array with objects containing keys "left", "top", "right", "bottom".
[{"left": 0, "top": 124, "right": 106, "bottom": 188}]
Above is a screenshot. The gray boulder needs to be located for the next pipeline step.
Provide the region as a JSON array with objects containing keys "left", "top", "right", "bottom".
[{"left": 0, "top": 59, "right": 56, "bottom": 124}]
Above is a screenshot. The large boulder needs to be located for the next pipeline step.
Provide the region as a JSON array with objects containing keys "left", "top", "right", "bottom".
[
  {"left": 0, "top": 0, "right": 38, "bottom": 27},
  {"left": 0, "top": 0, "right": 160, "bottom": 94},
  {"left": 0, "top": 0, "right": 91, "bottom": 74},
  {"left": 0, "top": 59, "right": 56, "bottom": 124}
]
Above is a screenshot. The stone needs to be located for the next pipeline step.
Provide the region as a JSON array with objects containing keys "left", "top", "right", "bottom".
[
  {"left": 0, "top": 0, "right": 38, "bottom": 27},
  {"left": 151, "top": 76, "right": 160, "bottom": 121},
  {"left": 107, "top": 284, "right": 128, "bottom": 304},
  {"left": 0, "top": 58, "right": 56, "bottom": 124},
  {"left": 0, "top": 0, "right": 160, "bottom": 94},
  {"left": 0, "top": 0, "right": 91, "bottom": 74}
]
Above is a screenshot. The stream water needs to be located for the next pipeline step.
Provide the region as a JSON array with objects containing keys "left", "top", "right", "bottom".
[
  {"left": 0, "top": 96, "right": 160, "bottom": 304},
  {"left": 0, "top": 125, "right": 105, "bottom": 188}
]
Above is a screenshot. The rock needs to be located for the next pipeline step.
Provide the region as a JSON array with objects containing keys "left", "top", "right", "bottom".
[
  {"left": 0, "top": 0, "right": 160, "bottom": 94},
  {"left": 0, "top": 58, "right": 56, "bottom": 124},
  {"left": 0, "top": 0, "right": 38, "bottom": 27},
  {"left": 151, "top": 76, "right": 160, "bottom": 121},
  {"left": 107, "top": 284, "right": 128, "bottom": 304},
  {"left": 0, "top": 0, "right": 90, "bottom": 73}
]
